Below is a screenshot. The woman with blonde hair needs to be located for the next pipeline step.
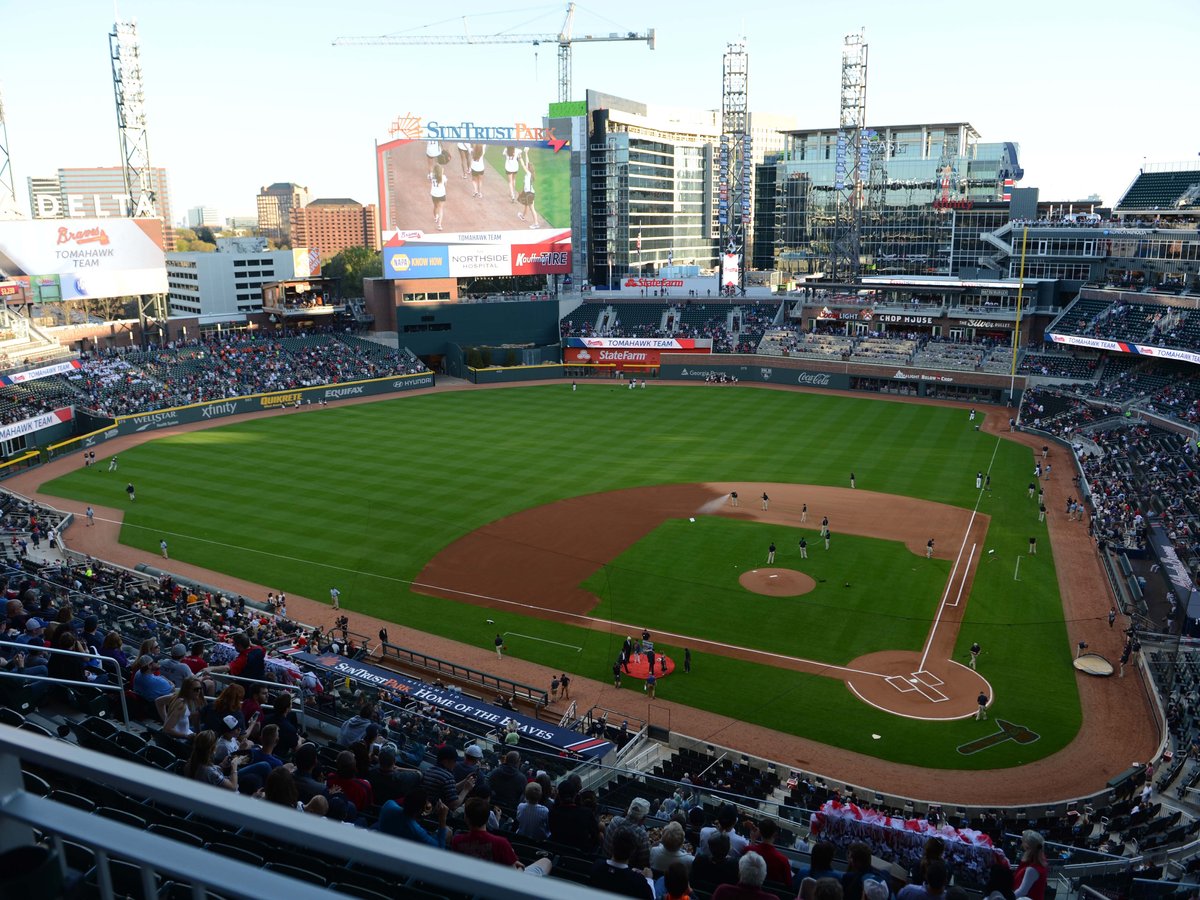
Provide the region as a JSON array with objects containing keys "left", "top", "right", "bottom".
[
  {"left": 184, "top": 730, "right": 243, "bottom": 792},
  {"left": 470, "top": 144, "right": 487, "bottom": 199},
  {"left": 430, "top": 163, "right": 447, "bottom": 231},
  {"left": 162, "top": 676, "right": 205, "bottom": 740},
  {"left": 1013, "top": 830, "right": 1048, "bottom": 900},
  {"left": 504, "top": 146, "right": 520, "bottom": 201},
  {"left": 517, "top": 151, "right": 540, "bottom": 228},
  {"left": 201, "top": 683, "right": 245, "bottom": 733}
]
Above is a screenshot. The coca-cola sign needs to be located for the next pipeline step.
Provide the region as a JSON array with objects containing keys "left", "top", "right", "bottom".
[{"left": 797, "top": 372, "right": 832, "bottom": 386}]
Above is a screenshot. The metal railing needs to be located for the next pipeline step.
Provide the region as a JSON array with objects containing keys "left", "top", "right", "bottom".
[
  {"left": 0, "top": 638, "right": 128, "bottom": 725},
  {"left": 378, "top": 641, "right": 550, "bottom": 708},
  {"left": 0, "top": 727, "right": 611, "bottom": 900}
]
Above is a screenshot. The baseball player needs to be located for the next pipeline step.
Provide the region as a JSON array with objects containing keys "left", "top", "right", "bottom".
[{"left": 926, "top": 538, "right": 935, "bottom": 559}]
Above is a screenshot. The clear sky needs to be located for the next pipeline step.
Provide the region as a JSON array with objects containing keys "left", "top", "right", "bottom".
[{"left": 4, "top": 0, "right": 1198, "bottom": 221}]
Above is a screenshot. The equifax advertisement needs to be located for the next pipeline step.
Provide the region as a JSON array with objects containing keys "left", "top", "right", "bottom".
[{"left": 0, "top": 218, "right": 167, "bottom": 302}]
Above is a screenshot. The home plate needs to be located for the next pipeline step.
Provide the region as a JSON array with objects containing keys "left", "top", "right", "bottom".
[{"left": 908, "top": 678, "right": 920, "bottom": 684}]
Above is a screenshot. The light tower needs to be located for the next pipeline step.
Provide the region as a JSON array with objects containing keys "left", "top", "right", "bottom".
[
  {"left": 718, "top": 41, "right": 750, "bottom": 296},
  {"left": 0, "top": 84, "right": 19, "bottom": 220},
  {"left": 830, "top": 30, "right": 867, "bottom": 281},
  {"left": 109, "top": 20, "right": 167, "bottom": 329}
]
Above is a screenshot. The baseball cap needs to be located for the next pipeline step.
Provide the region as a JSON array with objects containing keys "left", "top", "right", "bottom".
[
  {"left": 863, "top": 879, "right": 890, "bottom": 900},
  {"left": 83, "top": 615, "right": 98, "bottom": 629},
  {"left": 136, "top": 654, "right": 155, "bottom": 668},
  {"left": 464, "top": 745, "right": 483, "bottom": 759},
  {"left": 436, "top": 745, "right": 459, "bottom": 762},
  {"left": 24, "top": 618, "right": 45, "bottom": 632},
  {"left": 222, "top": 715, "right": 240, "bottom": 731},
  {"left": 629, "top": 797, "right": 651, "bottom": 818},
  {"left": 170, "top": 643, "right": 186, "bottom": 658}
]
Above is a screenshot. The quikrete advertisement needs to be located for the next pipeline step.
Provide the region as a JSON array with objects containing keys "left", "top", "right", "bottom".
[
  {"left": 0, "top": 218, "right": 167, "bottom": 302},
  {"left": 291, "top": 651, "right": 612, "bottom": 759},
  {"left": 376, "top": 115, "right": 572, "bottom": 279}
]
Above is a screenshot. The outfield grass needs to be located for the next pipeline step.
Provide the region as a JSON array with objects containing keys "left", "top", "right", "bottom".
[
  {"left": 586, "top": 518, "right": 949, "bottom": 665},
  {"left": 41, "top": 385, "right": 1075, "bottom": 768}
]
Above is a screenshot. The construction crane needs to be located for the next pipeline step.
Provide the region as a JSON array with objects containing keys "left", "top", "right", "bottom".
[{"left": 334, "top": 2, "right": 654, "bottom": 104}]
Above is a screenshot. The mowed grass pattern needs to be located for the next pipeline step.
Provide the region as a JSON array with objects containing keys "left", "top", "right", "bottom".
[
  {"left": 587, "top": 518, "right": 949, "bottom": 665},
  {"left": 43, "top": 385, "right": 1076, "bottom": 769}
]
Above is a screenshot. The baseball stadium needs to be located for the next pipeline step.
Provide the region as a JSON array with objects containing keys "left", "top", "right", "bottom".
[{"left": 3, "top": 23, "right": 1200, "bottom": 900}]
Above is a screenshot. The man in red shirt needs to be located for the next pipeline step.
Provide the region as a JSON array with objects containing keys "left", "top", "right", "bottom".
[
  {"left": 451, "top": 798, "right": 553, "bottom": 876},
  {"left": 745, "top": 819, "right": 793, "bottom": 888}
]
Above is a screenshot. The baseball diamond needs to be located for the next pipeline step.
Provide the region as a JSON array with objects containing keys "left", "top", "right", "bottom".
[{"left": 25, "top": 379, "right": 1158, "bottom": 805}]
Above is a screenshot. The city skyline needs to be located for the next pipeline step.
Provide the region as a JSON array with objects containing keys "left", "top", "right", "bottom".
[{"left": 3, "top": 0, "right": 1197, "bottom": 223}]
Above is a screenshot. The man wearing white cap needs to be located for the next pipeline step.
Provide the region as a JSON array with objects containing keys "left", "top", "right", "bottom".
[
  {"left": 603, "top": 797, "right": 653, "bottom": 870},
  {"left": 454, "top": 744, "right": 485, "bottom": 783}
]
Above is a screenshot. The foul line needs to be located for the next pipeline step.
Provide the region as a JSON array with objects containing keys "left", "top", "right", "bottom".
[
  {"left": 917, "top": 434, "right": 1002, "bottom": 673},
  {"left": 503, "top": 632, "right": 583, "bottom": 652},
  {"left": 87, "top": 513, "right": 888, "bottom": 681}
]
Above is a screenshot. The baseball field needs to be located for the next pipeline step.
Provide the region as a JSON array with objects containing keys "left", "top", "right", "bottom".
[{"left": 40, "top": 384, "right": 1081, "bottom": 771}]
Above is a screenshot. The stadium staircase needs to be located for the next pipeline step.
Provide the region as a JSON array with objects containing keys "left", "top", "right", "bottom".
[{"left": 0, "top": 307, "right": 73, "bottom": 373}]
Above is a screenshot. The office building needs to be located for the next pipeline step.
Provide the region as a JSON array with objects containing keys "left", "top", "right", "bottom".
[
  {"left": 762, "top": 122, "right": 1023, "bottom": 280},
  {"left": 579, "top": 91, "right": 797, "bottom": 289},
  {"left": 256, "top": 183, "right": 309, "bottom": 243},
  {"left": 166, "top": 248, "right": 299, "bottom": 319},
  {"left": 26, "top": 176, "right": 61, "bottom": 219},
  {"left": 289, "top": 198, "right": 380, "bottom": 261},
  {"left": 28, "top": 166, "right": 176, "bottom": 250},
  {"left": 186, "top": 206, "right": 221, "bottom": 229}
]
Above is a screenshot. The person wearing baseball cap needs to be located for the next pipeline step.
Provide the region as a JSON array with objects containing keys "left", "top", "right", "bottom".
[
  {"left": 423, "top": 744, "right": 473, "bottom": 813},
  {"left": 19, "top": 618, "right": 46, "bottom": 646},
  {"left": 453, "top": 743, "right": 485, "bottom": 782},
  {"left": 158, "top": 643, "right": 193, "bottom": 691}
]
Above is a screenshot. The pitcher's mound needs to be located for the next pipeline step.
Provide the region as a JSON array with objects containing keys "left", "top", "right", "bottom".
[{"left": 739, "top": 568, "right": 816, "bottom": 597}]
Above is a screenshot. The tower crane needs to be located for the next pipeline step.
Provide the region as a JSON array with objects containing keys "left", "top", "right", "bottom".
[{"left": 334, "top": 2, "right": 655, "bottom": 104}]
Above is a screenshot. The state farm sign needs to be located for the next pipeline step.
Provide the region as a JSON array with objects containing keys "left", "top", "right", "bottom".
[{"left": 565, "top": 347, "right": 659, "bottom": 367}]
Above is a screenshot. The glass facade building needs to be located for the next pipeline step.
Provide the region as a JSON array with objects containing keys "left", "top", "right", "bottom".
[
  {"left": 764, "top": 122, "right": 1023, "bottom": 279},
  {"left": 581, "top": 91, "right": 795, "bottom": 289}
]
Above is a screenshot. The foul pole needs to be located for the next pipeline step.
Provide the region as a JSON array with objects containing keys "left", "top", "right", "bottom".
[{"left": 1009, "top": 226, "right": 1029, "bottom": 404}]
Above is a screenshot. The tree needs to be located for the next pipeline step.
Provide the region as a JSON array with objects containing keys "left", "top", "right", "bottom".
[{"left": 324, "top": 246, "right": 383, "bottom": 298}]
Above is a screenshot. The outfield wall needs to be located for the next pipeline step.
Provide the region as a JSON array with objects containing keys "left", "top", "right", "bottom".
[
  {"left": 113, "top": 372, "right": 435, "bottom": 435},
  {"left": 661, "top": 354, "right": 1023, "bottom": 402}
]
